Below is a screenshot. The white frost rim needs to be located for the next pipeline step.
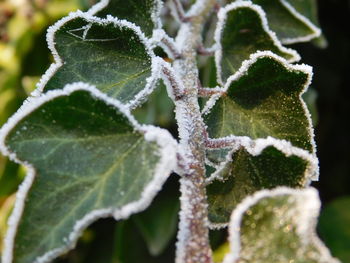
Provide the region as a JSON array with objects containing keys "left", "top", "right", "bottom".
[
  {"left": 203, "top": 50, "right": 317, "bottom": 157},
  {"left": 279, "top": 0, "right": 321, "bottom": 44},
  {"left": 87, "top": 0, "right": 163, "bottom": 37},
  {"left": 205, "top": 135, "right": 319, "bottom": 229},
  {"left": 223, "top": 187, "right": 340, "bottom": 263},
  {"left": 205, "top": 135, "right": 319, "bottom": 185},
  {"left": 0, "top": 82, "right": 178, "bottom": 263},
  {"left": 215, "top": 1, "right": 301, "bottom": 85},
  {"left": 33, "top": 10, "right": 161, "bottom": 110}
]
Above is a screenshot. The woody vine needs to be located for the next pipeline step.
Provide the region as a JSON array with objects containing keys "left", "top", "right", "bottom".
[{"left": 0, "top": 0, "right": 341, "bottom": 263}]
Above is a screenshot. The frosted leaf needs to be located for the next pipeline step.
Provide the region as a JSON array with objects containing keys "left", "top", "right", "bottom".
[
  {"left": 247, "top": 0, "right": 321, "bottom": 44},
  {"left": 215, "top": 1, "right": 300, "bottom": 84},
  {"left": 204, "top": 51, "right": 316, "bottom": 154},
  {"left": 88, "top": 0, "right": 163, "bottom": 37},
  {"left": 224, "top": 187, "right": 340, "bottom": 263},
  {"left": 35, "top": 11, "right": 160, "bottom": 109},
  {"left": 205, "top": 136, "right": 319, "bottom": 227},
  {"left": 0, "top": 83, "right": 178, "bottom": 263}
]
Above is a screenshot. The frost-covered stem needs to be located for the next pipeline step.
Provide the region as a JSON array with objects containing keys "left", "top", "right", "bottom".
[
  {"left": 161, "top": 36, "right": 182, "bottom": 59},
  {"left": 198, "top": 87, "right": 225, "bottom": 97},
  {"left": 205, "top": 137, "right": 238, "bottom": 148},
  {"left": 173, "top": 1, "right": 216, "bottom": 263},
  {"left": 197, "top": 44, "right": 215, "bottom": 56},
  {"left": 171, "top": 0, "right": 188, "bottom": 22}
]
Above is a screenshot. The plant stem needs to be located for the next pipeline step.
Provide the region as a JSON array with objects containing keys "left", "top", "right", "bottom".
[{"left": 173, "top": 1, "right": 216, "bottom": 263}]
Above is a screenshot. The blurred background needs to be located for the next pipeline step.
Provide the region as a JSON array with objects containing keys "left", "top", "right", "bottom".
[{"left": 0, "top": 0, "right": 349, "bottom": 262}]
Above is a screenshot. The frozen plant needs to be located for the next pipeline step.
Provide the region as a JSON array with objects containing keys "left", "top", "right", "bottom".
[{"left": 0, "top": 0, "right": 340, "bottom": 263}]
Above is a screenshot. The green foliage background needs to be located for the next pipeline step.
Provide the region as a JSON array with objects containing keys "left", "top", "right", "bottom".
[{"left": 0, "top": 0, "right": 349, "bottom": 262}]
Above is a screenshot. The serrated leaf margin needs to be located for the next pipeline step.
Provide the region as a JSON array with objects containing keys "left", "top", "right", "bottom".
[
  {"left": 33, "top": 10, "right": 164, "bottom": 110},
  {"left": 215, "top": 1, "right": 301, "bottom": 85},
  {"left": 203, "top": 51, "right": 317, "bottom": 156},
  {"left": 0, "top": 82, "right": 178, "bottom": 263},
  {"left": 223, "top": 187, "right": 339, "bottom": 263}
]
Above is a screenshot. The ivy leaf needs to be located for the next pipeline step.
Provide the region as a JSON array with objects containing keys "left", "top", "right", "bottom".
[
  {"left": 285, "top": 0, "right": 320, "bottom": 26},
  {"left": 133, "top": 179, "right": 179, "bottom": 256},
  {"left": 318, "top": 197, "right": 350, "bottom": 263},
  {"left": 206, "top": 148, "right": 231, "bottom": 168},
  {"left": 215, "top": 2, "right": 300, "bottom": 84},
  {"left": 223, "top": 187, "right": 340, "bottom": 263},
  {"left": 37, "top": 12, "right": 161, "bottom": 109},
  {"left": 0, "top": 83, "right": 177, "bottom": 263},
  {"left": 249, "top": 0, "right": 321, "bottom": 44},
  {"left": 206, "top": 137, "right": 318, "bottom": 226},
  {"left": 90, "top": 0, "right": 162, "bottom": 37},
  {"left": 203, "top": 51, "right": 315, "bottom": 153}
]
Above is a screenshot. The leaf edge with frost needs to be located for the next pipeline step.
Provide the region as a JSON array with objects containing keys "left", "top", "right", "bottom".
[
  {"left": 215, "top": 1, "right": 301, "bottom": 85},
  {"left": 203, "top": 50, "right": 317, "bottom": 156},
  {"left": 279, "top": 0, "right": 321, "bottom": 44},
  {"left": 86, "top": 0, "right": 163, "bottom": 37},
  {"left": 205, "top": 136, "right": 319, "bottom": 229},
  {"left": 33, "top": 9, "right": 164, "bottom": 110},
  {"left": 223, "top": 187, "right": 340, "bottom": 263},
  {"left": 0, "top": 82, "right": 178, "bottom": 263}
]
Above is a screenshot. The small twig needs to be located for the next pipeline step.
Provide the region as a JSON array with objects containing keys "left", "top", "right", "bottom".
[
  {"left": 152, "top": 29, "right": 182, "bottom": 59},
  {"left": 162, "top": 65, "right": 186, "bottom": 100},
  {"left": 161, "top": 36, "right": 182, "bottom": 59},
  {"left": 213, "top": 2, "right": 221, "bottom": 13},
  {"left": 171, "top": 0, "right": 191, "bottom": 22},
  {"left": 197, "top": 44, "right": 217, "bottom": 56},
  {"left": 198, "top": 87, "right": 225, "bottom": 97},
  {"left": 205, "top": 137, "right": 237, "bottom": 148}
]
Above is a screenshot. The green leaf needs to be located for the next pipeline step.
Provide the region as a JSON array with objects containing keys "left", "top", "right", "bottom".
[
  {"left": 133, "top": 178, "right": 179, "bottom": 256},
  {"left": 284, "top": 0, "right": 320, "bottom": 26},
  {"left": 318, "top": 197, "right": 350, "bottom": 263},
  {"left": 0, "top": 157, "right": 22, "bottom": 197},
  {"left": 206, "top": 139, "right": 318, "bottom": 226},
  {"left": 204, "top": 52, "right": 315, "bottom": 153},
  {"left": 132, "top": 80, "right": 175, "bottom": 128},
  {"left": 249, "top": 0, "right": 321, "bottom": 44},
  {"left": 206, "top": 147, "right": 231, "bottom": 168},
  {"left": 0, "top": 83, "right": 177, "bottom": 263},
  {"left": 91, "top": 0, "right": 162, "bottom": 37},
  {"left": 224, "top": 187, "right": 340, "bottom": 263},
  {"left": 216, "top": 2, "right": 300, "bottom": 83},
  {"left": 39, "top": 12, "right": 160, "bottom": 108}
]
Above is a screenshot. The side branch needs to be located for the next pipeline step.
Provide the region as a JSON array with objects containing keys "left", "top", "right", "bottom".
[
  {"left": 171, "top": 0, "right": 190, "bottom": 22},
  {"left": 161, "top": 36, "right": 182, "bottom": 59},
  {"left": 197, "top": 44, "right": 216, "bottom": 56},
  {"left": 162, "top": 65, "right": 186, "bottom": 100},
  {"left": 205, "top": 137, "right": 238, "bottom": 148},
  {"left": 198, "top": 87, "right": 225, "bottom": 97},
  {"left": 152, "top": 29, "right": 182, "bottom": 59}
]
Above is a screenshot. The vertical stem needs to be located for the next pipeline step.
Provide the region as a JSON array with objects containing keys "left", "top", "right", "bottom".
[{"left": 173, "top": 1, "right": 216, "bottom": 263}]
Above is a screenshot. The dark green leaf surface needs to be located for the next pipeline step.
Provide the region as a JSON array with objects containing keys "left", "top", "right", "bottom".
[
  {"left": 250, "top": 0, "right": 320, "bottom": 43},
  {"left": 205, "top": 54, "right": 314, "bottom": 152},
  {"left": 94, "top": 0, "right": 161, "bottom": 37},
  {"left": 225, "top": 188, "right": 339, "bottom": 263},
  {"left": 206, "top": 148, "right": 231, "bottom": 167},
  {"left": 43, "top": 15, "right": 155, "bottom": 106},
  {"left": 318, "top": 197, "right": 350, "bottom": 263},
  {"left": 207, "top": 146, "right": 308, "bottom": 225},
  {"left": 133, "top": 183, "right": 179, "bottom": 256},
  {"left": 285, "top": 0, "right": 320, "bottom": 26},
  {"left": 3, "top": 88, "right": 174, "bottom": 263},
  {"left": 216, "top": 4, "right": 299, "bottom": 82}
]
